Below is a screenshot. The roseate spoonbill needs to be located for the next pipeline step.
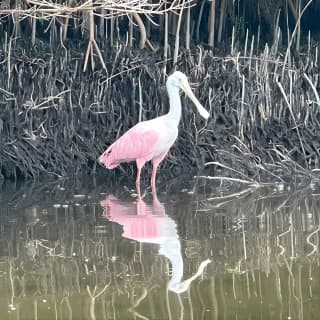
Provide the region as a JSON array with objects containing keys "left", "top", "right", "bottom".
[
  {"left": 100, "top": 193, "right": 211, "bottom": 293},
  {"left": 99, "top": 71, "right": 209, "bottom": 192}
]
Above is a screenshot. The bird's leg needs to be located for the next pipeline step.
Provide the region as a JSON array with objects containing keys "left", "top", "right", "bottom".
[
  {"left": 136, "top": 159, "right": 145, "bottom": 199},
  {"left": 152, "top": 189, "right": 165, "bottom": 216},
  {"left": 151, "top": 164, "right": 158, "bottom": 194},
  {"left": 136, "top": 171, "right": 141, "bottom": 199},
  {"left": 151, "top": 156, "right": 164, "bottom": 193}
]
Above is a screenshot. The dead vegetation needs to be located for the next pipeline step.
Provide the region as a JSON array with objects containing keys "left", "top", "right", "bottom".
[
  {"left": 0, "top": 0, "right": 320, "bottom": 183},
  {"left": 0, "top": 179, "right": 319, "bottom": 318}
]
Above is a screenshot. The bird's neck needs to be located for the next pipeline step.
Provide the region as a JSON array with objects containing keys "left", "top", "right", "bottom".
[{"left": 167, "top": 86, "right": 181, "bottom": 126}]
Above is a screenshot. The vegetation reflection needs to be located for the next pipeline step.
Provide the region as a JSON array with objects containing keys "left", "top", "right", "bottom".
[{"left": 0, "top": 181, "right": 319, "bottom": 319}]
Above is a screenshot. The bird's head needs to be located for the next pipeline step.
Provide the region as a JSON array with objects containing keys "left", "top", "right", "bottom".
[
  {"left": 166, "top": 71, "right": 188, "bottom": 89},
  {"left": 166, "top": 71, "right": 210, "bottom": 120},
  {"left": 99, "top": 146, "right": 119, "bottom": 169}
]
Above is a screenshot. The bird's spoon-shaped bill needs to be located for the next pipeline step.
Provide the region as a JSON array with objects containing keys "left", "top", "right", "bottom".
[{"left": 179, "top": 78, "right": 210, "bottom": 120}]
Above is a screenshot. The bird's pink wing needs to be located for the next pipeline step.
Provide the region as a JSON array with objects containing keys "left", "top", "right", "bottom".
[{"left": 110, "top": 126, "right": 159, "bottom": 163}]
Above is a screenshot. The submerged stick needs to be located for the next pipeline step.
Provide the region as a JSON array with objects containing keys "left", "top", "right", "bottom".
[{"left": 195, "top": 176, "right": 259, "bottom": 186}]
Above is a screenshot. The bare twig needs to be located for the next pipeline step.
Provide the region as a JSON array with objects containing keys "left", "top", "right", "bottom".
[
  {"left": 83, "top": 0, "right": 107, "bottom": 72},
  {"left": 132, "top": 12, "right": 147, "bottom": 49}
]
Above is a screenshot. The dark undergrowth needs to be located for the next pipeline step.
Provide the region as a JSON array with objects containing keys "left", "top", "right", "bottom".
[{"left": 0, "top": 35, "right": 320, "bottom": 185}]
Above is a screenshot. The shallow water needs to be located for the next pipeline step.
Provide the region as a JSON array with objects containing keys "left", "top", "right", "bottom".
[{"left": 0, "top": 177, "right": 319, "bottom": 320}]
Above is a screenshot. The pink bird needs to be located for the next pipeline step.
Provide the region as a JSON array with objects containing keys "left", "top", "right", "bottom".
[
  {"left": 100, "top": 193, "right": 211, "bottom": 293},
  {"left": 99, "top": 71, "right": 209, "bottom": 194}
]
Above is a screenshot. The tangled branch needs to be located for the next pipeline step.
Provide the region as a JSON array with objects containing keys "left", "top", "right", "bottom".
[{"left": 0, "top": 0, "right": 194, "bottom": 18}]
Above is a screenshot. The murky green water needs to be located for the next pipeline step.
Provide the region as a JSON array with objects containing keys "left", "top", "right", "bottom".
[{"left": 0, "top": 177, "right": 319, "bottom": 319}]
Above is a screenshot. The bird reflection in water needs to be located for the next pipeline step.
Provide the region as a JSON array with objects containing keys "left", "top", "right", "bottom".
[{"left": 100, "top": 192, "right": 211, "bottom": 294}]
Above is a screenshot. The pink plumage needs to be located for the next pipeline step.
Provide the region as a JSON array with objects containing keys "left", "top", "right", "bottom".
[
  {"left": 99, "top": 71, "right": 209, "bottom": 194},
  {"left": 99, "top": 116, "right": 174, "bottom": 195},
  {"left": 99, "top": 126, "right": 159, "bottom": 169},
  {"left": 100, "top": 194, "right": 171, "bottom": 242}
]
